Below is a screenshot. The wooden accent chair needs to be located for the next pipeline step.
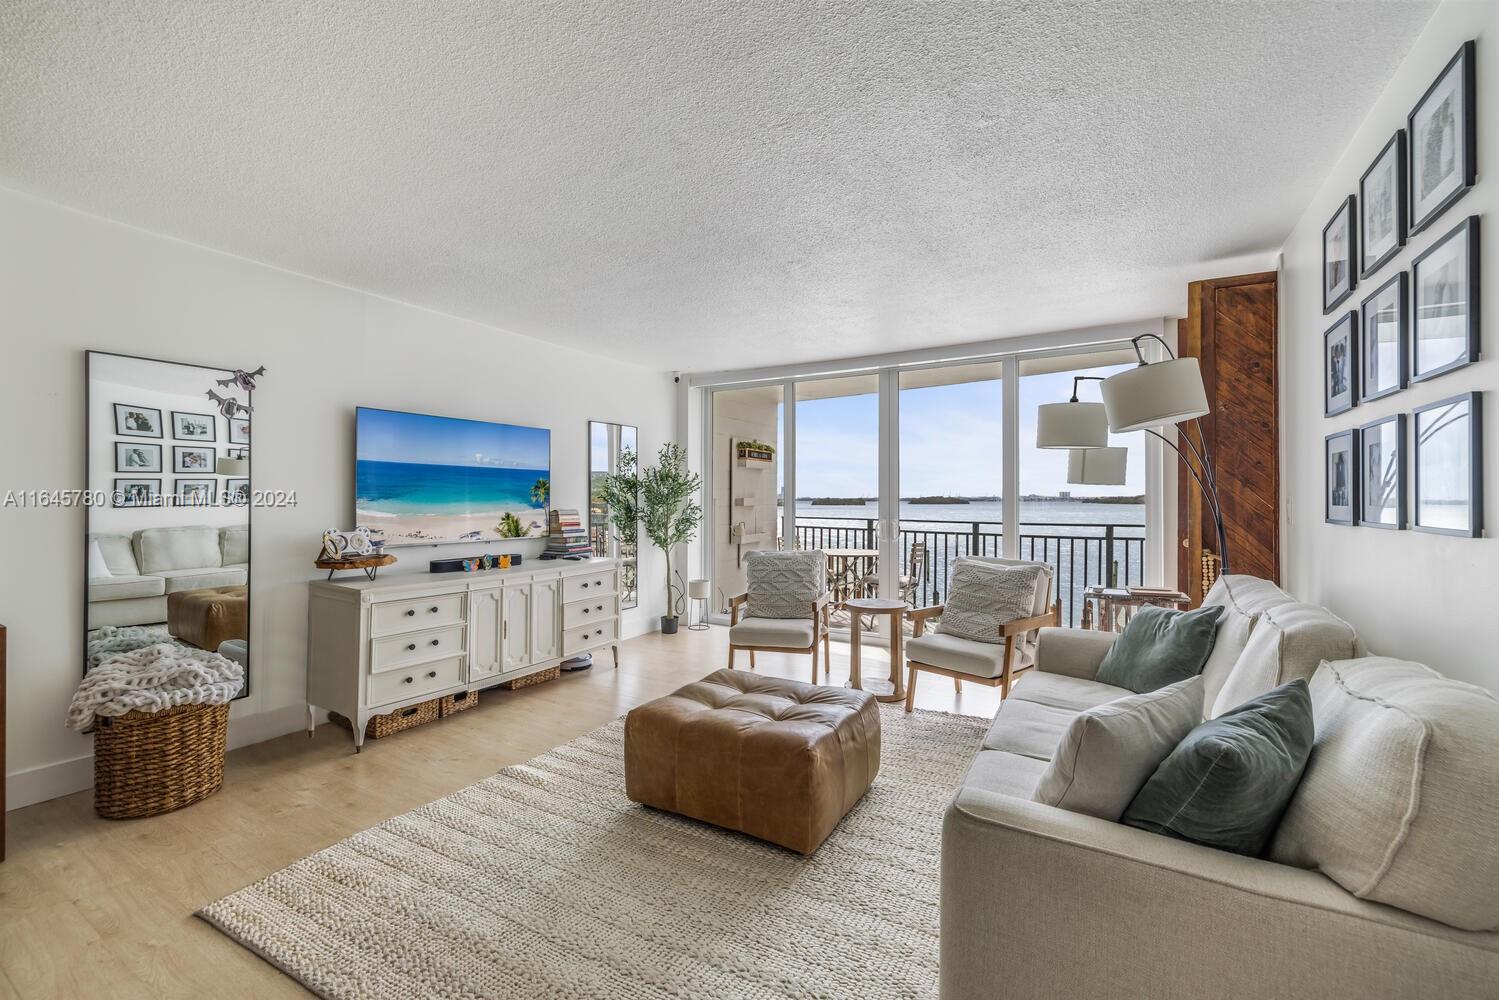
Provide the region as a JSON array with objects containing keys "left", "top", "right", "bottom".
[
  {"left": 902, "top": 558, "right": 1059, "bottom": 711},
  {"left": 727, "top": 550, "right": 833, "bottom": 684}
]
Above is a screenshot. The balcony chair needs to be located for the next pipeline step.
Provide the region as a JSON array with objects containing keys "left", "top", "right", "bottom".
[
  {"left": 852, "top": 540, "right": 927, "bottom": 628},
  {"left": 902, "top": 556, "right": 1059, "bottom": 711},
  {"left": 727, "top": 549, "right": 833, "bottom": 684}
]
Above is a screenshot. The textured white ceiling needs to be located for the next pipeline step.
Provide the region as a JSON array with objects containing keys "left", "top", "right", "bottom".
[{"left": 1, "top": 1, "right": 1435, "bottom": 371}]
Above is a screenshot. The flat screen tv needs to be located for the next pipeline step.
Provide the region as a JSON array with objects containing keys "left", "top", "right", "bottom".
[{"left": 355, "top": 407, "right": 551, "bottom": 546}]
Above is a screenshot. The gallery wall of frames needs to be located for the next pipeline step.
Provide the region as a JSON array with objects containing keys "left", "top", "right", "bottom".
[{"left": 1320, "top": 39, "right": 1483, "bottom": 539}]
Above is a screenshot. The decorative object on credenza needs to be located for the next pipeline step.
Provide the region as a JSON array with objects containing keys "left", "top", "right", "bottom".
[
  {"left": 1359, "top": 273, "right": 1407, "bottom": 403},
  {"left": 172, "top": 410, "right": 216, "bottom": 441},
  {"left": 1408, "top": 40, "right": 1475, "bottom": 236},
  {"left": 1411, "top": 215, "right": 1480, "bottom": 383},
  {"left": 1359, "top": 130, "right": 1407, "bottom": 278},
  {"left": 1323, "top": 312, "right": 1358, "bottom": 416},
  {"left": 1322, "top": 194, "right": 1358, "bottom": 313},
  {"left": 114, "top": 402, "right": 163, "bottom": 438},
  {"left": 115, "top": 441, "right": 162, "bottom": 473},
  {"left": 315, "top": 553, "right": 396, "bottom": 581},
  {"left": 1413, "top": 392, "right": 1483, "bottom": 537},
  {"left": 1358, "top": 413, "right": 1406, "bottom": 530},
  {"left": 1325, "top": 429, "right": 1359, "bottom": 526},
  {"left": 215, "top": 366, "right": 266, "bottom": 393},
  {"left": 113, "top": 477, "right": 161, "bottom": 508},
  {"left": 430, "top": 553, "right": 519, "bottom": 573},
  {"left": 545, "top": 508, "right": 592, "bottom": 558},
  {"left": 322, "top": 527, "right": 373, "bottom": 559},
  {"left": 173, "top": 444, "right": 214, "bottom": 474},
  {"left": 206, "top": 388, "right": 252, "bottom": 418}
]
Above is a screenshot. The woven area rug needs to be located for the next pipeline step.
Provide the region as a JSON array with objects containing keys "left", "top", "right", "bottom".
[{"left": 199, "top": 704, "right": 988, "bottom": 999}]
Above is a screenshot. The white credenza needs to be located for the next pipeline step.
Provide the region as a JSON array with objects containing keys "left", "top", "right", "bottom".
[{"left": 307, "top": 558, "right": 621, "bottom": 750}]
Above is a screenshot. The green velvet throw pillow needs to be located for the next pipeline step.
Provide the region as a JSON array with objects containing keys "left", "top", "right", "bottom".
[
  {"left": 1121, "top": 680, "right": 1314, "bottom": 857},
  {"left": 1095, "top": 605, "right": 1221, "bottom": 694}
]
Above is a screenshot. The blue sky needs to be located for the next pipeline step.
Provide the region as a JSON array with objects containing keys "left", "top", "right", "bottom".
[
  {"left": 357, "top": 407, "right": 550, "bottom": 470},
  {"left": 782, "top": 365, "right": 1144, "bottom": 498}
]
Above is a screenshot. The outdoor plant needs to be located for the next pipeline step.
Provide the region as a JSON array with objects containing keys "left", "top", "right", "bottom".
[
  {"left": 736, "top": 439, "right": 776, "bottom": 456},
  {"left": 598, "top": 443, "right": 701, "bottom": 632}
]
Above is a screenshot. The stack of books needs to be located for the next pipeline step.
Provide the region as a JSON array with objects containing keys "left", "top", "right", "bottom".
[{"left": 545, "top": 509, "right": 592, "bottom": 558}]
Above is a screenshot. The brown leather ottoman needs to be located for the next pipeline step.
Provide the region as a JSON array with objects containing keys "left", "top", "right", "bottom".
[
  {"left": 624, "top": 668, "right": 880, "bottom": 854},
  {"left": 167, "top": 585, "right": 248, "bottom": 652}
]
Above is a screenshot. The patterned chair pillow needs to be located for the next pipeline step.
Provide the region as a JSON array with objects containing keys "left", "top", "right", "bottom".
[
  {"left": 745, "top": 550, "right": 826, "bottom": 619},
  {"left": 936, "top": 559, "right": 1045, "bottom": 644}
]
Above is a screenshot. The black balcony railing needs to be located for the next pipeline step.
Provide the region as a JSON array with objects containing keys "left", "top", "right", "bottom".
[{"left": 791, "top": 516, "right": 1146, "bottom": 628}]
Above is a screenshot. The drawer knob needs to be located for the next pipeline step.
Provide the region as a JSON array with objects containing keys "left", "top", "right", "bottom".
[
  {"left": 429, "top": 606, "right": 439, "bottom": 613},
  {"left": 403, "top": 676, "right": 414, "bottom": 684},
  {"left": 582, "top": 581, "right": 590, "bottom": 588},
  {"left": 406, "top": 643, "right": 417, "bottom": 651},
  {"left": 406, "top": 609, "right": 416, "bottom": 617},
  {"left": 582, "top": 607, "right": 590, "bottom": 615},
  {"left": 430, "top": 639, "right": 440, "bottom": 646},
  {"left": 427, "top": 670, "right": 437, "bottom": 679},
  {"left": 595, "top": 604, "right": 603, "bottom": 612}
]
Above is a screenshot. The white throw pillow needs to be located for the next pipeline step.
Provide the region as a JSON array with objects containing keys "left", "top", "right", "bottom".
[
  {"left": 1198, "top": 608, "right": 1256, "bottom": 720},
  {"left": 744, "top": 550, "right": 825, "bottom": 619},
  {"left": 1033, "top": 676, "right": 1204, "bottom": 821},
  {"left": 937, "top": 559, "right": 1043, "bottom": 644},
  {"left": 87, "top": 539, "right": 112, "bottom": 578}
]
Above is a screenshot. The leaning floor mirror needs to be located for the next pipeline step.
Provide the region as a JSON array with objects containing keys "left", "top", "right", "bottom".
[
  {"left": 589, "top": 420, "right": 639, "bottom": 609},
  {"left": 85, "top": 351, "right": 253, "bottom": 695}
]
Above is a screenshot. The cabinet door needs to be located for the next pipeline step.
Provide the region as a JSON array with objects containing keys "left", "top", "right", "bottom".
[
  {"left": 469, "top": 588, "right": 503, "bottom": 679},
  {"left": 531, "top": 578, "right": 561, "bottom": 662},
  {"left": 501, "top": 584, "right": 532, "bottom": 670}
]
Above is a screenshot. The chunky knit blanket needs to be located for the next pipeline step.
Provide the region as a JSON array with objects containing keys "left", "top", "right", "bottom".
[{"left": 68, "top": 642, "right": 245, "bottom": 731}]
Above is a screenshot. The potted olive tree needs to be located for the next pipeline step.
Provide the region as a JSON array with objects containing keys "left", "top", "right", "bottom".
[{"left": 598, "top": 443, "right": 701, "bottom": 633}]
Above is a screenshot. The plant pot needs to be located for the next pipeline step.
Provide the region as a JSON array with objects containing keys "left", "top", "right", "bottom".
[{"left": 660, "top": 616, "right": 679, "bottom": 634}]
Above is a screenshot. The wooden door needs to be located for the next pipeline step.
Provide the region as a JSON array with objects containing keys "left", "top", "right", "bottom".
[
  {"left": 530, "top": 579, "right": 561, "bottom": 663},
  {"left": 501, "top": 584, "right": 532, "bottom": 670},
  {"left": 469, "top": 588, "right": 502, "bottom": 679}
]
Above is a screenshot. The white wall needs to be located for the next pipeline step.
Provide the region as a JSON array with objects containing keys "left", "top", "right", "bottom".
[
  {"left": 1280, "top": 0, "right": 1497, "bottom": 688},
  {"left": 0, "top": 188, "right": 675, "bottom": 808}
]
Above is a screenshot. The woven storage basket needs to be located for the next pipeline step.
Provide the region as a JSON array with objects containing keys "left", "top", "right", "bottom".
[
  {"left": 331, "top": 699, "right": 439, "bottom": 739},
  {"left": 501, "top": 665, "right": 560, "bottom": 690},
  {"left": 439, "top": 689, "right": 478, "bottom": 717},
  {"left": 93, "top": 702, "right": 230, "bottom": 819}
]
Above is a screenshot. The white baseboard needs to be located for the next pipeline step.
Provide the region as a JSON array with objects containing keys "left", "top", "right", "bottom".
[{"left": 5, "top": 702, "right": 311, "bottom": 811}]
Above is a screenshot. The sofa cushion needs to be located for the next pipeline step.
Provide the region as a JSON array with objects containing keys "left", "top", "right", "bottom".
[
  {"left": 962, "top": 748, "right": 1049, "bottom": 800},
  {"left": 1124, "top": 680, "right": 1313, "bottom": 857},
  {"left": 729, "top": 616, "right": 815, "bottom": 649},
  {"left": 981, "top": 698, "right": 1077, "bottom": 761},
  {"left": 744, "top": 549, "right": 824, "bottom": 619},
  {"left": 134, "top": 526, "right": 223, "bottom": 574},
  {"left": 89, "top": 533, "right": 140, "bottom": 577},
  {"left": 87, "top": 539, "right": 112, "bottom": 578},
  {"left": 908, "top": 632, "right": 1012, "bottom": 679},
  {"left": 157, "top": 566, "right": 249, "bottom": 594},
  {"left": 220, "top": 525, "right": 249, "bottom": 566},
  {"left": 1271, "top": 658, "right": 1499, "bottom": 931},
  {"left": 1203, "top": 574, "right": 1296, "bottom": 617},
  {"left": 88, "top": 574, "right": 165, "bottom": 602},
  {"left": 1007, "top": 671, "right": 1133, "bottom": 712},
  {"left": 1199, "top": 606, "right": 1257, "bottom": 720},
  {"left": 1034, "top": 676, "right": 1204, "bottom": 821},
  {"left": 1210, "top": 602, "right": 1358, "bottom": 718},
  {"left": 936, "top": 559, "right": 1045, "bottom": 644},
  {"left": 1095, "top": 605, "right": 1220, "bottom": 693}
]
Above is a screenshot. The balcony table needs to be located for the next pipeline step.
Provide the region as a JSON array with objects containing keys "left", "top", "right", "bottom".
[{"left": 825, "top": 548, "right": 878, "bottom": 606}]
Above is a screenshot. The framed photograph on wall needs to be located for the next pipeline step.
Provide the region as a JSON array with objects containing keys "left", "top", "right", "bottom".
[
  {"left": 115, "top": 441, "right": 161, "bottom": 473},
  {"left": 1325, "top": 430, "right": 1359, "bottom": 526},
  {"left": 175, "top": 478, "right": 217, "bottom": 506},
  {"left": 113, "top": 478, "right": 160, "bottom": 508},
  {"left": 1408, "top": 40, "right": 1476, "bottom": 236},
  {"left": 1359, "top": 131, "right": 1406, "bottom": 277},
  {"left": 1411, "top": 215, "right": 1480, "bottom": 382},
  {"left": 1359, "top": 273, "right": 1407, "bottom": 403},
  {"left": 1413, "top": 392, "right": 1482, "bottom": 537},
  {"left": 1323, "top": 312, "right": 1358, "bottom": 416},
  {"left": 225, "top": 477, "right": 251, "bottom": 505},
  {"left": 1358, "top": 413, "right": 1407, "bottom": 530},
  {"left": 172, "top": 410, "right": 217, "bottom": 441},
  {"left": 173, "top": 445, "right": 215, "bottom": 474},
  {"left": 228, "top": 417, "right": 250, "bottom": 445},
  {"left": 1322, "top": 195, "right": 1358, "bottom": 313},
  {"left": 113, "top": 403, "right": 163, "bottom": 438}
]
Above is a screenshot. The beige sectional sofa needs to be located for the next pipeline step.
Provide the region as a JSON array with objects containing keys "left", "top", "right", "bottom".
[
  {"left": 88, "top": 525, "right": 248, "bottom": 628},
  {"left": 941, "top": 575, "right": 1499, "bottom": 1000}
]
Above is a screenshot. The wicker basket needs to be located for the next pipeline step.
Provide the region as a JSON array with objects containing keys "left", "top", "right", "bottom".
[
  {"left": 93, "top": 702, "right": 230, "bottom": 820},
  {"left": 500, "top": 665, "right": 560, "bottom": 690},
  {"left": 331, "top": 699, "right": 439, "bottom": 740},
  {"left": 439, "top": 689, "right": 479, "bottom": 717}
]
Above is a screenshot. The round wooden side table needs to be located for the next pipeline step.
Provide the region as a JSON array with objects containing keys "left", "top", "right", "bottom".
[{"left": 846, "top": 597, "right": 907, "bottom": 703}]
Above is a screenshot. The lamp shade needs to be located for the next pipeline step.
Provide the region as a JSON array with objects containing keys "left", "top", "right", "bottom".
[
  {"left": 1036, "top": 401, "right": 1108, "bottom": 449},
  {"left": 1101, "top": 357, "right": 1210, "bottom": 432},
  {"left": 215, "top": 456, "right": 249, "bottom": 476},
  {"left": 1067, "top": 447, "right": 1128, "bottom": 485},
  {"left": 688, "top": 578, "right": 710, "bottom": 600}
]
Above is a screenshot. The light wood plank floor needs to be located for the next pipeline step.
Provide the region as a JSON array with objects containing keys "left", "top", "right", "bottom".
[{"left": 0, "top": 625, "right": 999, "bottom": 999}]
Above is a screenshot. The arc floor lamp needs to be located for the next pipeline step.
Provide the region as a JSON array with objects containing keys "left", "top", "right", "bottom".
[{"left": 1035, "top": 334, "right": 1230, "bottom": 574}]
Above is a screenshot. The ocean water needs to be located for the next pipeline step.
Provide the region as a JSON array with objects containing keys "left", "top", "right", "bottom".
[
  {"left": 356, "top": 459, "right": 549, "bottom": 516},
  {"left": 794, "top": 499, "right": 1145, "bottom": 530}
]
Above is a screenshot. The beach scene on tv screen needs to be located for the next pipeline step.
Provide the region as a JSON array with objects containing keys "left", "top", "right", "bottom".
[{"left": 356, "top": 408, "right": 551, "bottom": 545}]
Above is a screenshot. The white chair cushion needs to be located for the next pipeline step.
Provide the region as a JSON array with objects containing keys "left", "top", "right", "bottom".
[
  {"left": 951, "top": 555, "right": 1054, "bottom": 618},
  {"left": 1006, "top": 671, "right": 1133, "bottom": 712},
  {"left": 1033, "top": 676, "right": 1204, "bottom": 821},
  {"left": 1210, "top": 602, "right": 1358, "bottom": 718},
  {"left": 981, "top": 698, "right": 1077, "bottom": 761},
  {"left": 1271, "top": 657, "right": 1499, "bottom": 932},
  {"left": 937, "top": 559, "right": 1044, "bottom": 644},
  {"left": 744, "top": 549, "right": 825, "bottom": 619},
  {"left": 729, "top": 616, "right": 815, "bottom": 649},
  {"left": 906, "top": 631, "right": 1009, "bottom": 679},
  {"left": 1198, "top": 606, "right": 1257, "bottom": 720}
]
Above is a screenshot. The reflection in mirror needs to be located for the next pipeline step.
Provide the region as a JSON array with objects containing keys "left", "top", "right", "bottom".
[
  {"left": 85, "top": 352, "right": 251, "bottom": 695},
  {"left": 589, "top": 420, "right": 639, "bottom": 609}
]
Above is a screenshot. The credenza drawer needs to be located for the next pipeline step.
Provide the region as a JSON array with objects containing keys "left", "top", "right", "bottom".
[
  {"left": 370, "top": 624, "right": 466, "bottom": 673},
  {"left": 367, "top": 654, "right": 464, "bottom": 708},
  {"left": 562, "top": 618, "right": 617, "bottom": 657},
  {"left": 372, "top": 594, "right": 466, "bottom": 637},
  {"left": 562, "top": 596, "right": 613, "bottom": 629},
  {"left": 562, "top": 571, "right": 615, "bottom": 603}
]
